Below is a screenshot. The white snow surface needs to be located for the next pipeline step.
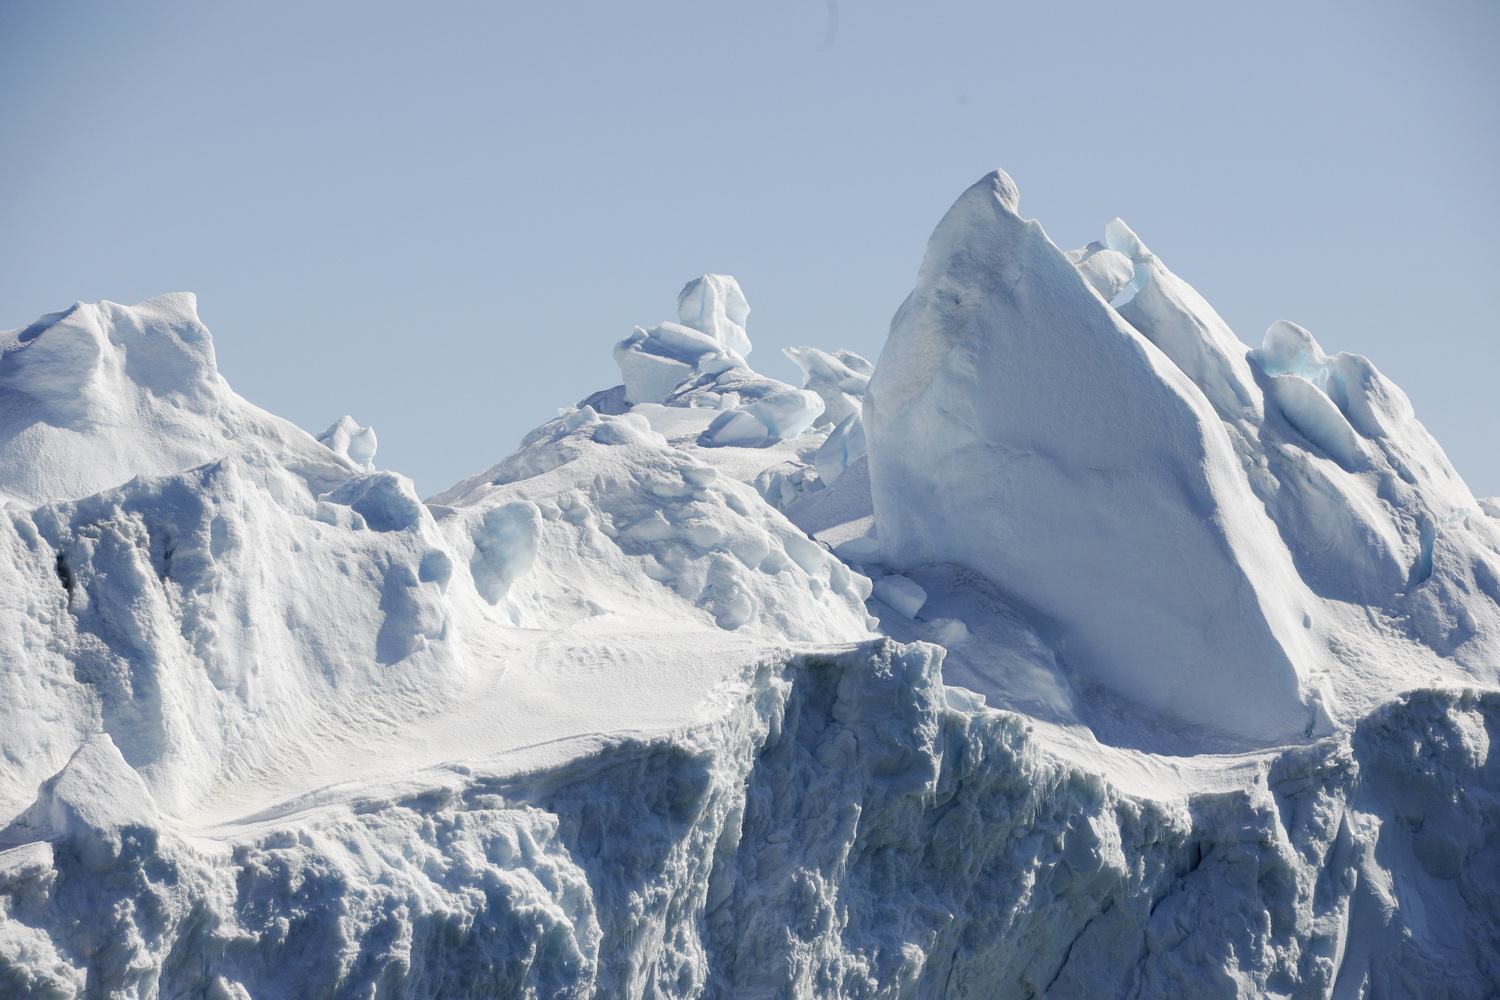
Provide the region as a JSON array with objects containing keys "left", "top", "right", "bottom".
[{"left": 2, "top": 173, "right": 1500, "bottom": 999}]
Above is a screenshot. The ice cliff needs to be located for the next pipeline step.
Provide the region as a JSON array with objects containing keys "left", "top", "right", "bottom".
[{"left": 2, "top": 171, "right": 1498, "bottom": 999}]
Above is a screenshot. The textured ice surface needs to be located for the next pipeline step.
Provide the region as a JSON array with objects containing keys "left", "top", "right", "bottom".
[{"left": 2, "top": 172, "right": 1499, "bottom": 999}]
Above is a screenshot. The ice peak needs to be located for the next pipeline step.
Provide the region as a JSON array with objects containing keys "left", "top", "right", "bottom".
[
  {"left": 317, "top": 415, "right": 378, "bottom": 470},
  {"left": 12, "top": 734, "right": 159, "bottom": 866},
  {"left": 1102, "top": 217, "right": 1148, "bottom": 260},
  {"left": 976, "top": 168, "right": 1020, "bottom": 214},
  {"left": 0, "top": 292, "right": 216, "bottom": 425},
  {"left": 677, "top": 274, "right": 751, "bottom": 357},
  {"left": 868, "top": 169, "right": 1320, "bottom": 743},
  {"left": 0, "top": 294, "right": 360, "bottom": 504}
]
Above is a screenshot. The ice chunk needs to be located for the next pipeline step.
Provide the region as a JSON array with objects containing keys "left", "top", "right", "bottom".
[
  {"left": 1064, "top": 242, "right": 1135, "bottom": 302},
  {"left": 1268, "top": 373, "right": 1366, "bottom": 470},
  {"left": 926, "top": 617, "right": 970, "bottom": 646},
  {"left": 614, "top": 326, "right": 703, "bottom": 405},
  {"left": 1252, "top": 319, "right": 1326, "bottom": 381},
  {"left": 873, "top": 574, "right": 926, "bottom": 619},
  {"left": 833, "top": 534, "right": 880, "bottom": 564},
  {"left": 576, "top": 384, "right": 631, "bottom": 415},
  {"left": 16, "top": 734, "right": 159, "bottom": 867},
  {"left": 1248, "top": 321, "right": 1401, "bottom": 456},
  {"left": 317, "top": 415, "right": 378, "bottom": 470},
  {"left": 702, "top": 388, "right": 823, "bottom": 446},
  {"left": 676, "top": 274, "right": 752, "bottom": 357},
  {"left": 814, "top": 412, "right": 867, "bottom": 486},
  {"left": 323, "top": 472, "right": 426, "bottom": 532},
  {"left": 833, "top": 348, "right": 875, "bottom": 377},
  {"left": 783, "top": 346, "right": 871, "bottom": 428},
  {"left": 705, "top": 408, "right": 769, "bottom": 446},
  {"left": 615, "top": 276, "right": 757, "bottom": 405},
  {"left": 746, "top": 388, "right": 823, "bottom": 439},
  {"left": 1479, "top": 497, "right": 1500, "bottom": 519},
  {"left": 469, "top": 501, "right": 542, "bottom": 604}
]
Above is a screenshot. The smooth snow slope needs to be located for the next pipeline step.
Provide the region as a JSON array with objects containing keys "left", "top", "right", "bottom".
[{"left": 1, "top": 177, "right": 1498, "bottom": 999}]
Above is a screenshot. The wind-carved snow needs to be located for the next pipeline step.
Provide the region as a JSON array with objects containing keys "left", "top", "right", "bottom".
[{"left": 2, "top": 171, "right": 1499, "bottom": 999}]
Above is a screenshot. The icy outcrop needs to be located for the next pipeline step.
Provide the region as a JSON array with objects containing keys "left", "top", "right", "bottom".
[
  {"left": 812, "top": 412, "right": 866, "bottom": 486},
  {"left": 784, "top": 346, "right": 872, "bottom": 485},
  {"left": 676, "top": 273, "right": 752, "bottom": 357},
  {"left": 10, "top": 734, "right": 159, "bottom": 855},
  {"left": 614, "top": 275, "right": 753, "bottom": 406},
  {"left": 612, "top": 276, "right": 827, "bottom": 449},
  {"left": 1064, "top": 241, "right": 1134, "bottom": 302},
  {"left": 783, "top": 346, "right": 871, "bottom": 428},
  {"left": 317, "top": 414, "right": 378, "bottom": 470}
]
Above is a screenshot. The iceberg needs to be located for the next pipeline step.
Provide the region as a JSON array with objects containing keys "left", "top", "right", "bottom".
[{"left": 1, "top": 171, "right": 1498, "bottom": 999}]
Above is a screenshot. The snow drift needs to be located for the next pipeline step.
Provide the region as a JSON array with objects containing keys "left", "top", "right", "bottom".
[{"left": 1, "top": 171, "right": 1498, "bottom": 999}]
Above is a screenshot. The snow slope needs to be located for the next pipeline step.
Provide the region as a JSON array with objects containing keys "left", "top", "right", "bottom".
[{"left": 2, "top": 174, "right": 1498, "bottom": 999}]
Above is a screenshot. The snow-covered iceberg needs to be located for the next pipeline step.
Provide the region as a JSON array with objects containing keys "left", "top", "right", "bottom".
[{"left": 2, "top": 171, "right": 1498, "bottom": 999}]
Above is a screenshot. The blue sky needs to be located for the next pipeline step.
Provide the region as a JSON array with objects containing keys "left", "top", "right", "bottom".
[{"left": 2, "top": 0, "right": 1496, "bottom": 496}]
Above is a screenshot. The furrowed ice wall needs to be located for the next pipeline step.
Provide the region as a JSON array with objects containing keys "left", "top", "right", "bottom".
[{"left": 4, "top": 641, "right": 1498, "bottom": 998}]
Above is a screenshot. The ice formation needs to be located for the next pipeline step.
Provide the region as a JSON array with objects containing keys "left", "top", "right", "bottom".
[{"left": 2, "top": 171, "right": 1499, "bottom": 999}]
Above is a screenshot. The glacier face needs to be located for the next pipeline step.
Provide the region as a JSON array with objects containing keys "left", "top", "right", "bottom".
[{"left": 2, "top": 174, "right": 1499, "bottom": 999}]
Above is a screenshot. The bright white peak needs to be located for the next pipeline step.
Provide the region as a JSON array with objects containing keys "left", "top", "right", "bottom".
[
  {"left": 0, "top": 294, "right": 358, "bottom": 504},
  {"left": 867, "top": 169, "right": 1500, "bottom": 745}
]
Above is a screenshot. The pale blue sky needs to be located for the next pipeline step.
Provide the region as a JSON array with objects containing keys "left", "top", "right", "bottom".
[{"left": 2, "top": 1, "right": 1497, "bottom": 496}]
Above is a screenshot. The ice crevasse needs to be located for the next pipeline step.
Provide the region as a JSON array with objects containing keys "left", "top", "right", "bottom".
[{"left": 0, "top": 170, "right": 1499, "bottom": 998}]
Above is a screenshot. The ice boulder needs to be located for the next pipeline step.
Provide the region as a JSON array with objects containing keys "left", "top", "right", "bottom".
[
  {"left": 813, "top": 412, "right": 866, "bottom": 486},
  {"left": 1064, "top": 242, "right": 1134, "bottom": 303},
  {"left": 783, "top": 346, "right": 872, "bottom": 428},
  {"left": 782, "top": 345, "right": 873, "bottom": 481},
  {"left": 865, "top": 169, "right": 1322, "bottom": 743},
  {"left": 317, "top": 415, "right": 378, "bottom": 470},
  {"left": 676, "top": 273, "right": 751, "bottom": 357},
  {"left": 10, "top": 734, "right": 158, "bottom": 868},
  {"left": 702, "top": 386, "right": 824, "bottom": 447},
  {"left": 615, "top": 275, "right": 754, "bottom": 405}
]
